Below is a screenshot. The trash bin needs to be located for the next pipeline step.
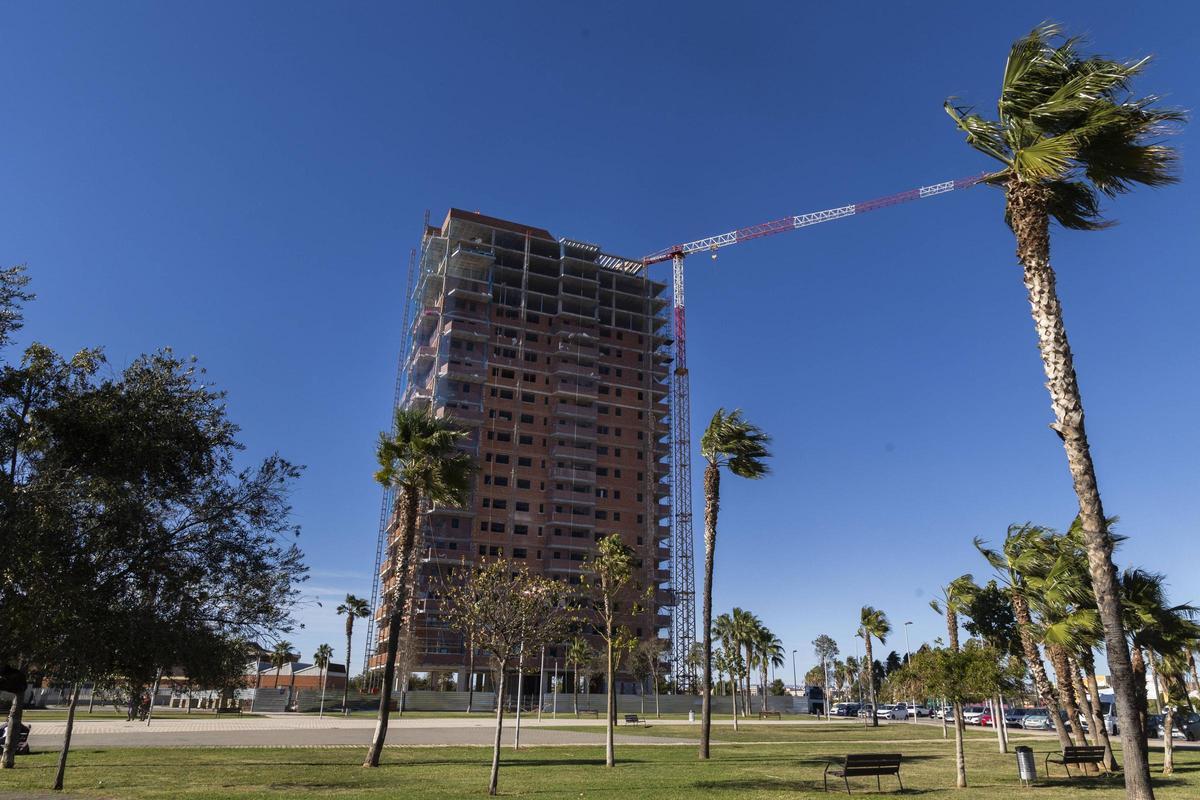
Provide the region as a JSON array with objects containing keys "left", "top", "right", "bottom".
[
  {"left": 1015, "top": 745, "right": 1037, "bottom": 786},
  {"left": 688, "top": 709, "right": 695, "bottom": 723}
]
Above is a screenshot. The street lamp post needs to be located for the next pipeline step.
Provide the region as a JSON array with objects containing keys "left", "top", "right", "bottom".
[{"left": 903, "top": 622, "right": 913, "bottom": 722}]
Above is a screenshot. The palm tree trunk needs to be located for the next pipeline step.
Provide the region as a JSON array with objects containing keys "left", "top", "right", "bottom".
[
  {"left": 572, "top": 660, "right": 578, "bottom": 716},
  {"left": 743, "top": 645, "right": 753, "bottom": 718},
  {"left": 864, "top": 635, "right": 877, "bottom": 728},
  {"left": 466, "top": 630, "right": 475, "bottom": 714},
  {"left": 1069, "top": 657, "right": 1099, "bottom": 753},
  {"left": 993, "top": 692, "right": 1009, "bottom": 754},
  {"left": 52, "top": 682, "right": 81, "bottom": 791},
  {"left": 1132, "top": 642, "right": 1152, "bottom": 762},
  {"left": 343, "top": 618, "right": 353, "bottom": 714},
  {"left": 488, "top": 666, "right": 506, "bottom": 796},
  {"left": 1081, "top": 650, "right": 1119, "bottom": 771},
  {"left": 1008, "top": 179, "right": 1153, "bottom": 800},
  {"left": 699, "top": 462, "right": 719, "bottom": 760},
  {"left": 363, "top": 487, "right": 418, "bottom": 768},
  {"left": 1187, "top": 651, "right": 1200, "bottom": 704},
  {"left": 1049, "top": 643, "right": 1088, "bottom": 745},
  {"left": 1010, "top": 590, "right": 1074, "bottom": 748},
  {"left": 1163, "top": 704, "right": 1175, "bottom": 775}
]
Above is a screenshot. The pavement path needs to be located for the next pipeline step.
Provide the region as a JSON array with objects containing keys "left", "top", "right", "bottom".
[{"left": 23, "top": 714, "right": 697, "bottom": 749}]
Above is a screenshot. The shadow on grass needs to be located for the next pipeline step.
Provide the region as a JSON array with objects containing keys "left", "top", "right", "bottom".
[{"left": 693, "top": 777, "right": 934, "bottom": 794}]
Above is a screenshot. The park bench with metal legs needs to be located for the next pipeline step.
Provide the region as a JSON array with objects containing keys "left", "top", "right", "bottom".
[
  {"left": 823, "top": 753, "right": 903, "bottom": 794},
  {"left": 1045, "top": 745, "right": 1109, "bottom": 779},
  {"left": 215, "top": 704, "right": 243, "bottom": 716},
  {"left": 759, "top": 710, "right": 782, "bottom": 720},
  {"left": 575, "top": 707, "right": 599, "bottom": 718},
  {"left": 623, "top": 714, "right": 646, "bottom": 726}
]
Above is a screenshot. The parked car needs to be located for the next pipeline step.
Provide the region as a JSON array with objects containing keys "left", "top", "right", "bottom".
[
  {"left": 962, "top": 706, "right": 986, "bottom": 725},
  {"left": 877, "top": 703, "right": 909, "bottom": 720},
  {"left": 978, "top": 710, "right": 996, "bottom": 727},
  {"left": 856, "top": 704, "right": 875, "bottom": 718},
  {"left": 910, "top": 704, "right": 930, "bottom": 718},
  {"left": 832, "top": 703, "right": 859, "bottom": 717},
  {"left": 1022, "top": 710, "right": 1053, "bottom": 730},
  {"left": 1004, "top": 708, "right": 1029, "bottom": 727},
  {"left": 1148, "top": 712, "right": 1200, "bottom": 741}
]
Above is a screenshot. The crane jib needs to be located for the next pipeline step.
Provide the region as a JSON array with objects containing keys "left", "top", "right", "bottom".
[{"left": 641, "top": 173, "right": 987, "bottom": 266}]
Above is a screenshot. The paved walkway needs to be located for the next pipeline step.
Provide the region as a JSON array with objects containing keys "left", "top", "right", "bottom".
[{"left": 25, "top": 714, "right": 696, "bottom": 749}]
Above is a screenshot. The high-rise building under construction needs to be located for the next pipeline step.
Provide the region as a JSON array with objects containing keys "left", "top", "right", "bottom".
[{"left": 367, "top": 209, "right": 674, "bottom": 696}]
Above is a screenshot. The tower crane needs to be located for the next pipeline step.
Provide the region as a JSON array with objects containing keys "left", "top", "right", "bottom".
[{"left": 646, "top": 173, "right": 987, "bottom": 691}]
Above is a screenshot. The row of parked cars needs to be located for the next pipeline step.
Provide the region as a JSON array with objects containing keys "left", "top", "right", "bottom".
[{"left": 831, "top": 702, "right": 931, "bottom": 720}]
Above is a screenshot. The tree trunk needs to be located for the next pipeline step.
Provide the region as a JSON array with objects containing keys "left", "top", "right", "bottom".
[
  {"left": 1069, "top": 657, "right": 1100, "bottom": 758},
  {"left": 572, "top": 661, "right": 578, "bottom": 716},
  {"left": 605, "top": 634, "right": 615, "bottom": 767},
  {"left": 1081, "top": 651, "right": 1119, "bottom": 771},
  {"left": 1049, "top": 643, "right": 1088, "bottom": 745},
  {"left": 53, "top": 682, "right": 82, "bottom": 791},
  {"left": 1162, "top": 700, "right": 1175, "bottom": 775},
  {"left": 343, "top": 618, "right": 353, "bottom": 715},
  {"left": 466, "top": 630, "right": 475, "bottom": 714},
  {"left": 760, "top": 665, "right": 768, "bottom": 714},
  {"left": 993, "top": 692, "right": 1008, "bottom": 754},
  {"left": 488, "top": 667, "right": 506, "bottom": 796},
  {"left": 699, "top": 461, "right": 719, "bottom": 760},
  {"left": 731, "top": 672, "right": 739, "bottom": 732},
  {"left": 1, "top": 681, "right": 24, "bottom": 769},
  {"left": 1132, "top": 646, "right": 1150, "bottom": 755},
  {"left": 954, "top": 709, "right": 967, "bottom": 788},
  {"left": 1187, "top": 651, "right": 1200, "bottom": 704},
  {"left": 864, "top": 635, "right": 877, "bottom": 728},
  {"left": 1008, "top": 178, "right": 1153, "bottom": 800},
  {"left": 363, "top": 487, "right": 419, "bottom": 768},
  {"left": 743, "top": 645, "right": 753, "bottom": 718},
  {"left": 1010, "top": 590, "right": 1074, "bottom": 748},
  {"left": 654, "top": 670, "right": 660, "bottom": 719}
]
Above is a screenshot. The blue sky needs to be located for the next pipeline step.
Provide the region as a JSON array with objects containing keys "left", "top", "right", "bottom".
[{"left": 4, "top": 1, "right": 1198, "bottom": 678}]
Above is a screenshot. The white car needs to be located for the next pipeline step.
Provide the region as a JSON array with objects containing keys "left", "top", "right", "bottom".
[
  {"left": 876, "top": 704, "right": 909, "bottom": 720},
  {"left": 962, "top": 707, "right": 986, "bottom": 725}
]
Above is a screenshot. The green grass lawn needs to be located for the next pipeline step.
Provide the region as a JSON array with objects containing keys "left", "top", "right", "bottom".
[{"left": 2, "top": 725, "right": 1197, "bottom": 799}]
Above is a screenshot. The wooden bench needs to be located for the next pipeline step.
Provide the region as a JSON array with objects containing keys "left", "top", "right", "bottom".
[
  {"left": 215, "top": 705, "right": 243, "bottom": 716},
  {"left": 623, "top": 714, "right": 646, "bottom": 726},
  {"left": 823, "top": 753, "right": 903, "bottom": 794},
  {"left": 759, "top": 710, "right": 782, "bottom": 720},
  {"left": 575, "top": 707, "right": 599, "bottom": 718},
  {"left": 1045, "top": 745, "right": 1109, "bottom": 778}
]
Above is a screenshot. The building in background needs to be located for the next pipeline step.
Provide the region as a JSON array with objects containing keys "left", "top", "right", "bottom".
[{"left": 369, "top": 210, "right": 674, "bottom": 698}]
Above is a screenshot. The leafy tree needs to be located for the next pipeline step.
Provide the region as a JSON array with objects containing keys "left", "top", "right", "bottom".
[
  {"left": 858, "top": 607, "right": 891, "bottom": 728},
  {"left": 635, "top": 637, "right": 668, "bottom": 718},
  {"left": 812, "top": 634, "right": 839, "bottom": 718},
  {"left": 581, "top": 534, "right": 641, "bottom": 767},
  {"left": 336, "top": 594, "right": 370, "bottom": 714},
  {"left": 440, "top": 560, "right": 572, "bottom": 796},
  {"left": 891, "top": 643, "right": 1021, "bottom": 787},
  {"left": 697, "top": 409, "right": 770, "bottom": 758},
  {"left": 804, "top": 665, "right": 825, "bottom": 687},
  {"left": 0, "top": 273, "right": 306, "bottom": 780},
  {"left": 769, "top": 678, "right": 787, "bottom": 696},
  {"left": 945, "top": 25, "right": 1183, "bottom": 799},
  {"left": 931, "top": 574, "right": 978, "bottom": 747},
  {"left": 364, "top": 407, "right": 473, "bottom": 768}
]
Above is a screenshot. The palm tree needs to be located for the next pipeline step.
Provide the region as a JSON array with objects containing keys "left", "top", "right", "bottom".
[
  {"left": 336, "top": 594, "right": 370, "bottom": 715},
  {"left": 976, "top": 525, "right": 1075, "bottom": 750},
  {"left": 753, "top": 627, "right": 785, "bottom": 714},
  {"left": 730, "top": 608, "right": 761, "bottom": 718},
  {"left": 566, "top": 636, "right": 591, "bottom": 717},
  {"left": 364, "top": 406, "right": 474, "bottom": 768},
  {"left": 713, "top": 613, "right": 742, "bottom": 730},
  {"left": 697, "top": 409, "right": 770, "bottom": 758},
  {"left": 857, "top": 607, "right": 890, "bottom": 728},
  {"left": 313, "top": 643, "right": 334, "bottom": 719},
  {"left": 945, "top": 25, "right": 1183, "bottom": 799},
  {"left": 270, "top": 641, "right": 293, "bottom": 689}
]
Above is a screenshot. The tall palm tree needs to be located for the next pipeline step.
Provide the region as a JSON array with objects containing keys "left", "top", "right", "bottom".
[
  {"left": 697, "top": 409, "right": 770, "bottom": 759},
  {"left": 729, "top": 608, "right": 761, "bottom": 718},
  {"left": 364, "top": 406, "right": 474, "bottom": 768},
  {"left": 930, "top": 574, "right": 975, "bottom": 783},
  {"left": 336, "top": 594, "right": 370, "bottom": 715},
  {"left": 753, "top": 627, "right": 785, "bottom": 714},
  {"left": 270, "top": 641, "right": 293, "bottom": 689},
  {"left": 314, "top": 643, "right": 334, "bottom": 719},
  {"left": 945, "top": 25, "right": 1182, "bottom": 799},
  {"left": 857, "top": 607, "right": 890, "bottom": 728},
  {"left": 976, "top": 525, "right": 1075, "bottom": 749},
  {"left": 713, "top": 613, "right": 742, "bottom": 730}
]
